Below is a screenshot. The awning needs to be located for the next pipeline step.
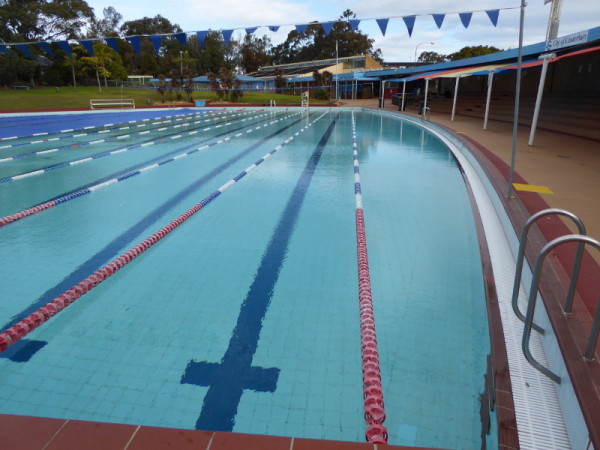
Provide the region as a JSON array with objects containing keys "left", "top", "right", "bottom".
[{"left": 388, "top": 44, "right": 600, "bottom": 83}]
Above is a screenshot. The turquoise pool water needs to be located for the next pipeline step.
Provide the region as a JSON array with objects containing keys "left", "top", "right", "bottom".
[{"left": 0, "top": 108, "right": 494, "bottom": 449}]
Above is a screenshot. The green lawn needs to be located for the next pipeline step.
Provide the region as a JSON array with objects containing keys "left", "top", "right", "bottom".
[{"left": 0, "top": 86, "right": 329, "bottom": 111}]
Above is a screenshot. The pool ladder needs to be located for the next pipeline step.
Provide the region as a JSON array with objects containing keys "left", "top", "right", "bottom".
[{"left": 511, "top": 208, "right": 600, "bottom": 383}]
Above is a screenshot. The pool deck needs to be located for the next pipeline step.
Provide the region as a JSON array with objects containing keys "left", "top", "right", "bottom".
[{"left": 1, "top": 104, "right": 598, "bottom": 449}]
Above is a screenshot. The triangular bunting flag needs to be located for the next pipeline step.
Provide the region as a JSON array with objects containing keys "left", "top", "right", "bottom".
[
  {"left": 0, "top": 44, "right": 12, "bottom": 55},
  {"left": 432, "top": 14, "right": 445, "bottom": 29},
  {"left": 376, "top": 18, "right": 389, "bottom": 36},
  {"left": 485, "top": 9, "right": 500, "bottom": 27},
  {"left": 127, "top": 36, "right": 141, "bottom": 55},
  {"left": 150, "top": 35, "right": 163, "bottom": 54},
  {"left": 459, "top": 12, "right": 472, "bottom": 28},
  {"left": 245, "top": 27, "right": 257, "bottom": 35},
  {"left": 403, "top": 16, "right": 416, "bottom": 37},
  {"left": 79, "top": 39, "right": 95, "bottom": 56},
  {"left": 321, "top": 21, "right": 334, "bottom": 36},
  {"left": 349, "top": 19, "right": 360, "bottom": 31},
  {"left": 15, "top": 44, "right": 33, "bottom": 58},
  {"left": 36, "top": 42, "right": 54, "bottom": 56},
  {"left": 173, "top": 32, "right": 187, "bottom": 45},
  {"left": 222, "top": 29, "right": 234, "bottom": 47},
  {"left": 268, "top": 25, "right": 280, "bottom": 32},
  {"left": 105, "top": 37, "right": 119, "bottom": 52},
  {"left": 196, "top": 31, "right": 208, "bottom": 48},
  {"left": 56, "top": 41, "right": 72, "bottom": 58},
  {"left": 295, "top": 24, "right": 308, "bottom": 34}
]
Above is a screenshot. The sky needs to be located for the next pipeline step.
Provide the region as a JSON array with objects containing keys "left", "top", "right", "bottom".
[{"left": 84, "top": 0, "right": 600, "bottom": 62}]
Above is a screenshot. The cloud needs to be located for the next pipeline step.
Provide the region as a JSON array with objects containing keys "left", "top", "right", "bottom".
[{"left": 176, "top": 0, "right": 314, "bottom": 29}]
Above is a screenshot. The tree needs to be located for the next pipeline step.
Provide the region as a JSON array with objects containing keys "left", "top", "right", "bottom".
[
  {"left": 119, "top": 15, "right": 184, "bottom": 75},
  {"left": 312, "top": 69, "right": 333, "bottom": 100},
  {"left": 119, "top": 15, "right": 182, "bottom": 37},
  {"left": 418, "top": 51, "right": 447, "bottom": 64},
  {"left": 79, "top": 42, "right": 127, "bottom": 90},
  {"left": 239, "top": 34, "right": 271, "bottom": 73},
  {"left": 0, "top": 0, "right": 94, "bottom": 42},
  {"left": 0, "top": 54, "right": 37, "bottom": 86},
  {"left": 87, "top": 6, "right": 122, "bottom": 38},
  {"left": 207, "top": 68, "right": 242, "bottom": 102},
  {"left": 188, "top": 31, "right": 228, "bottom": 74},
  {"left": 273, "top": 70, "right": 287, "bottom": 91},
  {"left": 447, "top": 45, "right": 502, "bottom": 61},
  {"left": 271, "top": 9, "right": 383, "bottom": 65},
  {"left": 156, "top": 74, "right": 167, "bottom": 102}
]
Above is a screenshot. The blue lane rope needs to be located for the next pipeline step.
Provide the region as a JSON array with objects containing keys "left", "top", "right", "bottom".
[{"left": 0, "top": 109, "right": 296, "bottom": 227}]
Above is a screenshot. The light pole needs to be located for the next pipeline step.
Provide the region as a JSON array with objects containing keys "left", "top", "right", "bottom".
[
  {"left": 335, "top": 40, "right": 339, "bottom": 103},
  {"left": 414, "top": 41, "right": 435, "bottom": 63},
  {"left": 179, "top": 50, "right": 183, "bottom": 95}
]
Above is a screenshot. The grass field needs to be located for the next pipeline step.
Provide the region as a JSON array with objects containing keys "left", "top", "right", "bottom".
[{"left": 0, "top": 86, "right": 329, "bottom": 111}]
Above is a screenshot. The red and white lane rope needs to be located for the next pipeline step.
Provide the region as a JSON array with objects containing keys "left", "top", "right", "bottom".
[
  {"left": 351, "top": 111, "right": 388, "bottom": 444},
  {"left": 0, "top": 109, "right": 328, "bottom": 353},
  {"left": 0, "top": 109, "right": 289, "bottom": 228}
]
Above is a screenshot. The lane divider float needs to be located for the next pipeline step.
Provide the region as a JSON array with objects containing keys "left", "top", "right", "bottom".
[
  {"left": 351, "top": 111, "right": 388, "bottom": 445},
  {"left": 0, "top": 108, "right": 230, "bottom": 144},
  {"left": 0, "top": 110, "right": 295, "bottom": 227},
  {"left": 0, "top": 110, "right": 271, "bottom": 184},
  {"left": 0, "top": 109, "right": 325, "bottom": 352},
  {"left": 0, "top": 109, "right": 253, "bottom": 162}
]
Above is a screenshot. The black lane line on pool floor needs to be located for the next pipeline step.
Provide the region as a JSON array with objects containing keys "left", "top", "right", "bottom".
[
  {"left": 0, "top": 114, "right": 311, "bottom": 363},
  {"left": 181, "top": 113, "right": 339, "bottom": 433},
  {"left": 0, "top": 111, "right": 293, "bottom": 218}
]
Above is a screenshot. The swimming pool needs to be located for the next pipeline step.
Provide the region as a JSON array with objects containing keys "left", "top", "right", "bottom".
[{"left": 0, "top": 108, "right": 495, "bottom": 449}]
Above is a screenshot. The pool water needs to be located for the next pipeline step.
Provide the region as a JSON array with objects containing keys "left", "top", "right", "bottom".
[{"left": 0, "top": 108, "right": 495, "bottom": 449}]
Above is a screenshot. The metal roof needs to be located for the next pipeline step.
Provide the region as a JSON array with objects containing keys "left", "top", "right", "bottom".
[
  {"left": 371, "top": 25, "right": 600, "bottom": 79},
  {"left": 385, "top": 44, "right": 600, "bottom": 83}
]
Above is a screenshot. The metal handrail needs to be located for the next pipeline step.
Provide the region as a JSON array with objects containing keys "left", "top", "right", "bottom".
[
  {"left": 421, "top": 106, "right": 431, "bottom": 121},
  {"left": 523, "top": 234, "right": 600, "bottom": 383},
  {"left": 511, "top": 208, "right": 586, "bottom": 333}
]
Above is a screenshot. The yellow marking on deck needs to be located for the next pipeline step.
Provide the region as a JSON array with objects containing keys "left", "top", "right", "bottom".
[
  {"left": 455, "top": 131, "right": 467, "bottom": 134},
  {"left": 513, "top": 183, "right": 554, "bottom": 194}
]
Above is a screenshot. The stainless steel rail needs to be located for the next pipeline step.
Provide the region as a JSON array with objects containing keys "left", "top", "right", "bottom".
[
  {"left": 511, "top": 208, "right": 586, "bottom": 333},
  {"left": 522, "top": 234, "right": 600, "bottom": 383}
]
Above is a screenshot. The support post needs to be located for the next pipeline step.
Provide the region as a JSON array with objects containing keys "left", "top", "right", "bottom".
[
  {"left": 528, "top": 53, "right": 555, "bottom": 146},
  {"left": 483, "top": 70, "right": 495, "bottom": 130},
  {"left": 423, "top": 78, "right": 429, "bottom": 113},
  {"left": 400, "top": 81, "right": 407, "bottom": 112},
  {"left": 451, "top": 76, "right": 459, "bottom": 121}
]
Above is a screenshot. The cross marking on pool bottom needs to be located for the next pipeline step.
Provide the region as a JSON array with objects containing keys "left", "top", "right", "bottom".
[
  {"left": 180, "top": 115, "right": 338, "bottom": 432},
  {"left": 181, "top": 351, "right": 280, "bottom": 431}
]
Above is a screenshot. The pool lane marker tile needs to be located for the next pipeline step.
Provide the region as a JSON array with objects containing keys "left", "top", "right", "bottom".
[
  {"left": 181, "top": 113, "right": 339, "bottom": 433},
  {"left": 512, "top": 183, "right": 554, "bottom": 194}
]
